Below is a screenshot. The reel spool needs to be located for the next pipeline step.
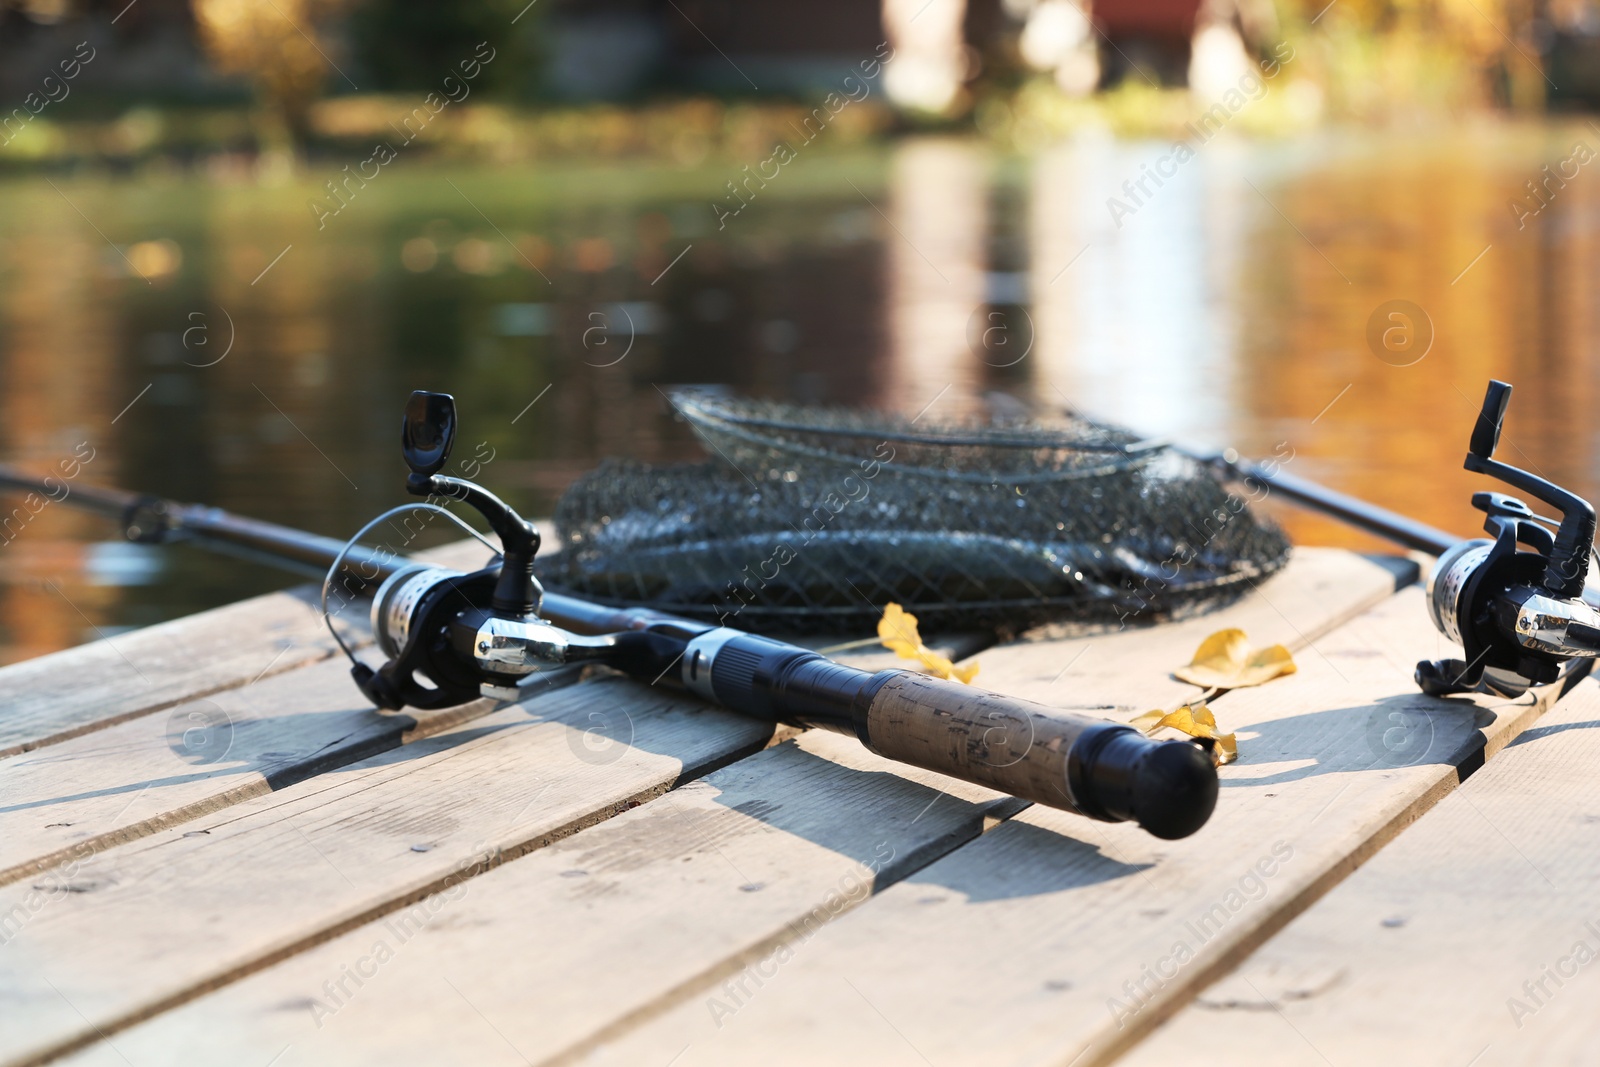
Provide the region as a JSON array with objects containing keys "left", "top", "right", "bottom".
[{"left": 1416, "top": 381, "right": 1600, "bottom": 698}]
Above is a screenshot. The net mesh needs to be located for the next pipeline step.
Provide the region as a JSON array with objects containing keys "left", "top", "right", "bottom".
[{"left": 535, "top": 390, "right": 1292, "bottom": 637}]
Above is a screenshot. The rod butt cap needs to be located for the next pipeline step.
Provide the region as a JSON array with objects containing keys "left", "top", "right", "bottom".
[
  {"left": 1080, "top": 730, "right": 1218, "bottom": 840},
  {"left": 1131, "top": 739, "right": 1219, "bottom": 839}
]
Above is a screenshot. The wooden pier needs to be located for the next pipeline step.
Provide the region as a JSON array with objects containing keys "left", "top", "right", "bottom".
[{"left": 2, "top": 543, "right": 1592, "bottom": 1066}]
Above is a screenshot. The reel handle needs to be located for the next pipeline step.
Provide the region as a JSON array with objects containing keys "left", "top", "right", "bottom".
[
  {"left": 402, "top": 391, "right": 457, "bottom": 476},
  {"left": 398, "top": 390, "right": 543, "bottom": 617},
  {"left": 1462, "top": 380, "right": 1596, "bottom": 598},
  {"left": 1468, "top": 379, "right": 1511, "bottom": 461}
]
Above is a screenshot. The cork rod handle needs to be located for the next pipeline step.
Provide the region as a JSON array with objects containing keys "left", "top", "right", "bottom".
[{"left": 858, "top": 672, "right": 1218, "bottom": 840}]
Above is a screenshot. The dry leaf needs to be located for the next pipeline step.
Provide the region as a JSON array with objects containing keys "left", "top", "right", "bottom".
[
  {"left": 1130, "top": 703, "right": 1238, "bottom": 765},
  {"left": 878, "top": 602, "right": 980, "bottom": 684},
  {"left": 1173, "top": 628, "right": 1296, "bottom": 690}
]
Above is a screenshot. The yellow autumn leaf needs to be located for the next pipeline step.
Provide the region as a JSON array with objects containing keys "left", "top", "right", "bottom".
[
  {"left": 877, "top": 602, "right": 980, "bottom": 684},
  {"left": 1130, "top": 702, "right": 1238, "bottom": 765},
  {"left": 1173, "top": 628, "right": 1296, "bottom": 690}
]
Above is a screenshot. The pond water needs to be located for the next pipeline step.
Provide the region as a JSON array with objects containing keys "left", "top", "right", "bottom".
[{"left": 3, "top": 121, "right": 1599, "bottom": 663}]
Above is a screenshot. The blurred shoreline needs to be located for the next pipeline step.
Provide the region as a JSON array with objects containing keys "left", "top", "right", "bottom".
[{"left": 0, "top": 77, "right": 1584, "bottom": 177}]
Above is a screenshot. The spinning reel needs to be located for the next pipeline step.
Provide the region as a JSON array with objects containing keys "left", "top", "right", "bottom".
[
  {"left": 1417, "top": 380, "right": 1600, "bottom": 698},
  {"left": 341, "top": 391, "right": 677, "bottom": 711}
]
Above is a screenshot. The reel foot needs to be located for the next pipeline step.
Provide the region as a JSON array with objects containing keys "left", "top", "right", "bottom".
[{"left": 1414, "top": 658, "right": 1474, "bottom": 697}]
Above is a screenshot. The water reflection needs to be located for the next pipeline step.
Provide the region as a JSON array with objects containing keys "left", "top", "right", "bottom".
[
  {"left": 1031, "top": 134, "right": 1249, "bottom": 444},
  {"left": 884, "top": 139, "right": 986, "bottom": 411},
  {"left": 4, "top": 124, "right": 1600, "bottom": 662}
]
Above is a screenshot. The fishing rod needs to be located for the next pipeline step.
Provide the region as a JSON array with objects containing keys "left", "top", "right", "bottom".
[{"left": 0, "top": 392, "right": 1224, "bottom": 842}]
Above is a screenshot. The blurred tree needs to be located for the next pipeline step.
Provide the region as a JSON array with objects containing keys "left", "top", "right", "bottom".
[
  {"left": 192, "top": 0, "right": 349, "bottom": 159},
  {"left": 346, "top": 0, "right": 538, "bottom": 97},
  {"left": 1280, "top": 0, "right": 1540, "bottom": 113}
]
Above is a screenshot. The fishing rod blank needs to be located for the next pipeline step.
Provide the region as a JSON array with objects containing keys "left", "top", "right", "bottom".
[{"left": 1181, "top": 447, "right": 1459, "bottom": 557}]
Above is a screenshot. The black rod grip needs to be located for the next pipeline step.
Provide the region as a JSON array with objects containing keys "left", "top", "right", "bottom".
[{"left": 853, "top": 671, "right": 1218, "bottom": 839}]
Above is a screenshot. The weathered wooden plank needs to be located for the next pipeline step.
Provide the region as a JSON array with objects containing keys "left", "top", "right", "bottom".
[
  {"left": 0, "top": 550, "right": 1030, "bottom": 1063},
  {"left": 0, "top": 540, "right": 495, "bottom": 759},
  {"left": 1, "top": 586, "right": 350, "bottom": 760},
  {"left": 35, "top": 728, "right": 1022, "bottom": 1067},
  {"left": 0, "top": 657, "right": 505, "bottom": 892},
  {"left": 43, "top": 550, "right": 1414, "bottom": 1066},
  {"left": 535, "top": 587, "right": 1574, "bottom": 1067},
  {"left": 0, "top": 547, "right": 1393, "bottom": 884},
  {"left": 1121, "top": 677, "right": 1600, "bottom": 1067},
  {"left": 0, "top": 522, "right": 971, "bottom": 765},
  {"left": 0, "top": 677, "right": 778, "bottom": 1067},
  {"left": 971, "top": 550, "right": 1416, "bottom": 713}
]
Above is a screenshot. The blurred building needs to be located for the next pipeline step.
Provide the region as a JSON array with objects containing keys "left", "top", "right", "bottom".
[
  {"left": 0, "top": 0, "right": 1279, "bottom": 113},
  {"left": 1545, "top": 0, "right": 1600, "bottom": 107},
  {"left": 0, "top": 0, "right": 219, "bottom": 103},
  {"left": 543, "top": 0, "right": 891, "bottom": 98},
  {"left": 540, "top": 0, "right": 1270, "bottom": 105}
]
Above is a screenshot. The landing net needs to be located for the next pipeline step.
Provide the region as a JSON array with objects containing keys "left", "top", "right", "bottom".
[{"left": 535, "top": 390, "right": 1291, "bottom": 636}]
